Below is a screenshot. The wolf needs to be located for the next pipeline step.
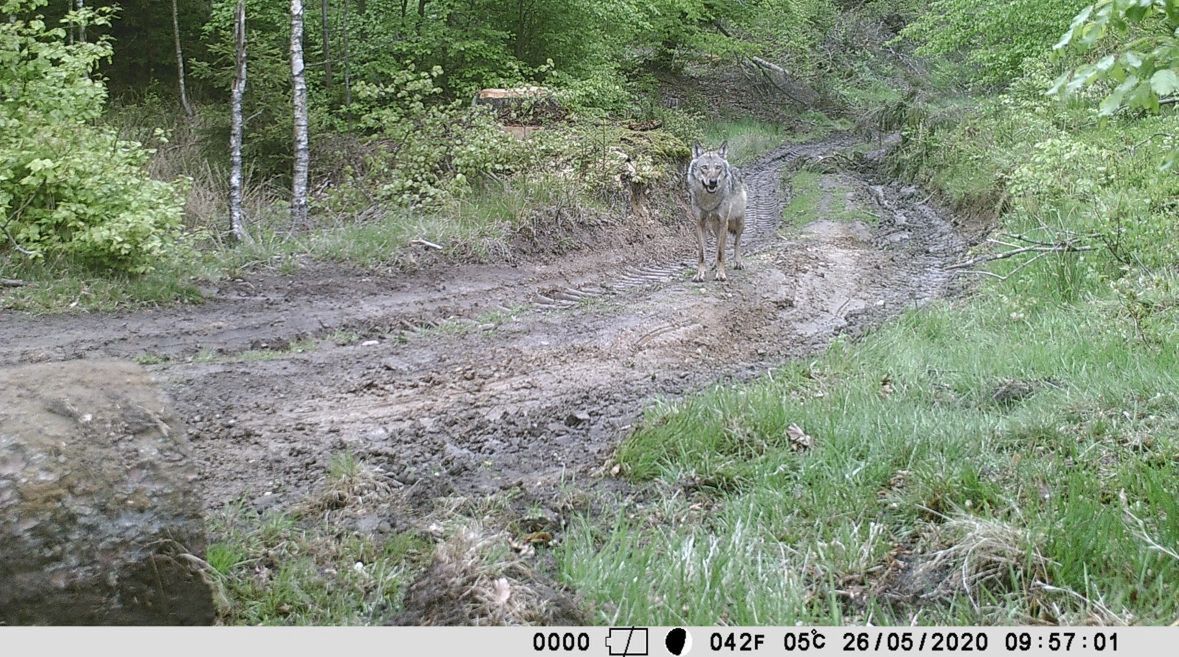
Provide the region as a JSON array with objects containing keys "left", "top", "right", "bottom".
[{"left": 687, "top": 141, "right": 746, "bottom": 282}]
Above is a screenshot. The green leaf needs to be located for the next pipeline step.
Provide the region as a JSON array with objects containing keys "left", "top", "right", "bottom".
[
  {"left": 1149, "top": 68, "right": 1179, "bottom": 96},
  {"left": 1099, "top": 85, "right": 1129, "bottom": 115},
  {"left": 1054, "top": 27, "right": 1077, "bottom": 50},
  {"left": 1047, "top": 72, "right": 1071, "bottom": 97}
]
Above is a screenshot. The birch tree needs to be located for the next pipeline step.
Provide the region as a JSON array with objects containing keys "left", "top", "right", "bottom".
[
  {"left": 290, "top": 0, "right": 310, "bottom": 227},
  {"left": 172, "top": 0, "right": 193, "bottom": 118},
  {"left": 229, "top": 0, "right": 248, "bottom": 241}
]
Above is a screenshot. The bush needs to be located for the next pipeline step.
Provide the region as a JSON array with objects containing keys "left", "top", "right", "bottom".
[
  {"left": 1, "top": 0, "right": 185, "bottom": 273},
  {"left": 897, "top": 0, "right": 1091, "bottom": 88}
]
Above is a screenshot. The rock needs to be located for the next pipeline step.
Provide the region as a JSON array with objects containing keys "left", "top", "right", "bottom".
[
  {"left": 564, "top": 411, "right": 592, "bottom": 427},
  {"left": 0, "top": 360, "right": 214, "bottom": 625}
]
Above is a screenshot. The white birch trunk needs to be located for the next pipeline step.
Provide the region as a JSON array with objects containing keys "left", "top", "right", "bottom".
[
  {"left": 172, "top": 0, "right": 194, "bottom": 118},
  {"left": 290, "top": 0, "right": 310, "bottom": 228},
  {"left": 229, "top": 0, "right": 249, "bottom": 242}
]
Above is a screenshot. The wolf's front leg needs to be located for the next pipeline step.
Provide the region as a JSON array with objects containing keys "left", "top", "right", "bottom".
[
  {"left": 714, "top": 222, "right": 727, "bottom": 282},
  {"left": 732, "top": 219, "right": 745, "bottom": 270},
  {"left": 693, "top": 220, "right": 707, "bottom": 282}
]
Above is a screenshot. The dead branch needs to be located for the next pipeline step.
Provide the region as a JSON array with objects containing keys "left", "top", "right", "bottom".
[
  {"left": 948, "top": 241, "right": 1094, "bottom": 271},
  {"left": 411, "top": 238, "right": 443, "bottom": 250},
  {"left": 1127, "top": 132, "right": 1174, "bottom": 156},
  {"left": 1, "top": 278, "right": 29, "bottom": 287},
  {"left": 958, "top": 251, "right": 1052, "bottom": 280},
  {"left": 1, "top": 221, "right": 36, "bottom": 256}
]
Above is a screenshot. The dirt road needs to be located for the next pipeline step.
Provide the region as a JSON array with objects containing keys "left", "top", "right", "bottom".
[{"left": 0, "top": 134, "right": 967, "bottom": 514}]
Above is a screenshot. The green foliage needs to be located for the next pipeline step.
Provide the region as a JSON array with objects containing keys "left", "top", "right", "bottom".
[
  {"left": 329, "top": 74, "right": 525, "bottom": 206},
  {"left": 191, "top": 0, "right": 296, "bottom": 175},
  {"left": 1049, "top": 0, "right": 1179, "bottom": 168},
  {"left": 1, "top": 0, "right": 184, "bottom": 273},
  {"left": 898, "top": 0, "right": 1092, "bottom": 88},
  {"left": 894, "top": 85, "right": 1178, "bottom": 269}
]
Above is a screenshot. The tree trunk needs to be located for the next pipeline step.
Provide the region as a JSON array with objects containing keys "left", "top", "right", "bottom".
[
  {"left": 341, "top": 0, "right": 352, "bottom": 104},
  {"left": 172, "top": 0, "right": 194, "bottom": 118},
  {"left": 290, "top": 0, "right": 310, "bottom": 228},
  {"left": 229, "top": 0, "right": 248, "bottom": 242},
  {"left": 320, "top": 0, "right": 333, "bottom": 96},
  {"left": 75, "top": 0, "right": 85, "bottom": 43}
]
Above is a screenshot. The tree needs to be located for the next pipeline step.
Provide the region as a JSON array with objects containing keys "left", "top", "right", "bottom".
[
  {"left": 290, "top": 0, "right": 310, "bottom": 227},
  {"left": 172, "top": 0, "right": 193, "bottom": 118},
  {"left": 340, "top": 0, "right": 351, "bottom": 104},
  {"left": 75, "top": 0, "right": 84, "bottom": 43},
  {"left": 320, "top": 0, "right": 332, "bottom": 95},
  {"left": 229, "top": 0, "right": 248, "bottom": 241}
]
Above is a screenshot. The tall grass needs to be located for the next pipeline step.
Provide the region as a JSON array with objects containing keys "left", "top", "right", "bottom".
[{"left": 701, "top": 118, "right": 789, "bottom": 165}]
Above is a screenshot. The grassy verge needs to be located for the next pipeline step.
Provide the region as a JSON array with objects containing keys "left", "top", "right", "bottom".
[
  {"left": 701, "top": 118, "right": 788, "bottom": 165},
  {"left": 562, "top": 281, "right": 1179, "bottom": 624},
  {"left": 204, "top": 454, "right": 429, "bottom": 624},
  {"left": 700, "top": 114, "right": 852, "bottom": 167},
  {"left": 0, "top": 258, "right": 206, "bottom": 314},
  {"left": 559, "top": 63, "right": 1179, "bottom": 625}
]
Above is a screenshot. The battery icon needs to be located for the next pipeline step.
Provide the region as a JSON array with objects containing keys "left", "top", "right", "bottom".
[{"left": 605, "top": 627, "right": 649, "bottom": 656}]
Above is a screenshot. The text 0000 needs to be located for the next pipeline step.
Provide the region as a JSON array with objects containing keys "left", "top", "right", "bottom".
[{"left": 532, "top": 632, "right": 590, "bottom": 652}]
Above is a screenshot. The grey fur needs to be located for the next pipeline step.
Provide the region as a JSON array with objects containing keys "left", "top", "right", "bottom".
[{"left": 686, "top": 140, "right": 747, "bottom": 281}]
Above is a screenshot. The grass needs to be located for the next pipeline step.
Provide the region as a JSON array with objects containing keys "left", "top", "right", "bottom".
[
  {"left": 560, "top": 279, "right": 1179, "bottom": 624},
  {"left": 0, "top": 176, "right": 556, "bottom": 314},
  {"left": 206, "top": 453, "right": 430, "bottom": 625},
  {"left": 781, "top": 169, "right": 878, "bottom": 228},
  {"left": 235, "top": 337, "right": 319, "bottom": 362},
  {"left": 701, "top": 118, "right": 789, "bottom": 166},
  {"left": 0, "top": 257, "right": 205, "bottom": 314}
]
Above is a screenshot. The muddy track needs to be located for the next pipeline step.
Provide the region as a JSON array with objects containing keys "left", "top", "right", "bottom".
[{"left": 0, "top": 134, "right": 967, "bottom": 515}]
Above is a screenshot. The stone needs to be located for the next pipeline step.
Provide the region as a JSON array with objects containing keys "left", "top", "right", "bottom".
[{"left": 0, "top": 360, "right": 214, "bottom": 625}]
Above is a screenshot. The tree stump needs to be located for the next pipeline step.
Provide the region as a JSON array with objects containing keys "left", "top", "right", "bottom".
[{"left": 0, "top": 360, "right": 214, "bottom": 625}]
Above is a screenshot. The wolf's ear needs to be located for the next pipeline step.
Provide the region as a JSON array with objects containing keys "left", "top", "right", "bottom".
[
  {"left": 718, "top": 140, "right": 728, "bottom": 158},
  {"left": 692, "top": 141, "right": 703, "bottom": 158}
]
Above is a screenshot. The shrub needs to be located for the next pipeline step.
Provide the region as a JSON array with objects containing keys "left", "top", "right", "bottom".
[
  {"left": 897, "top": 0, "right": 1091, "bottom": 88},
  {"left": 0, "top": 0, "right": 184, "bottom": 273}
]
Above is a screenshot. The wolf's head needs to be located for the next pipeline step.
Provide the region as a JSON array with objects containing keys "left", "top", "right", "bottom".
[{"left": 690, "top": 141, "right": 732, "bottom": 193}]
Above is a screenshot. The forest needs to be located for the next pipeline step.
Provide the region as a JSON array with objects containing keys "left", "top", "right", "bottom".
[{"left": 2, "top": 0, "right": 1178, "bottom": 626}]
